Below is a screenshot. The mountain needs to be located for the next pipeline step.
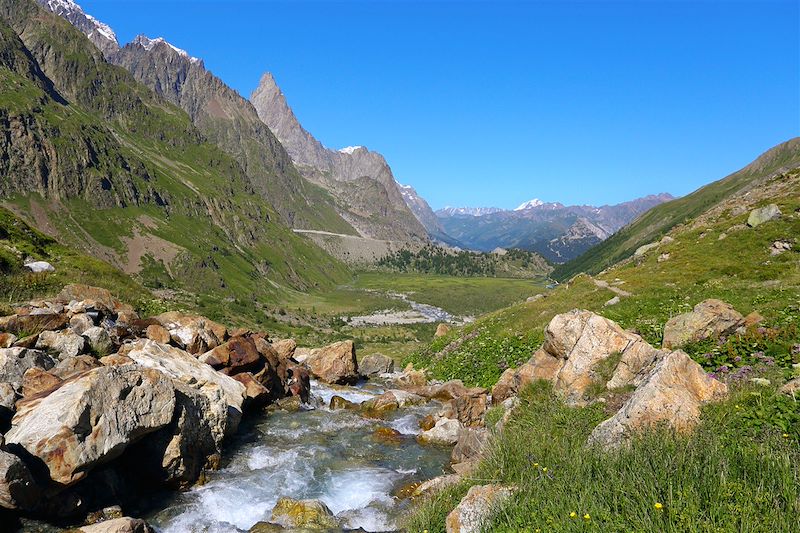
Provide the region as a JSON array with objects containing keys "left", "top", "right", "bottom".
[
  {"left": 436, "top": 194, "right": 673, "bottom": 263},
  {"left": 250, "top": 73, "right": 428, "bottom": 243},
  {"left": 396, "top": 182, "right": 459, "bottom": 244},
  {"left": 0, "top": 0, "right": 348, "bottom": 312},
  {"left": 36, "top": 0, "right": 119, "bottom": 57},
  {"left": 106, "top": 33, "right": 356, "bottom": 236},
  {"left": 553, "top": 138, "right": 800, "bottom": 280}
]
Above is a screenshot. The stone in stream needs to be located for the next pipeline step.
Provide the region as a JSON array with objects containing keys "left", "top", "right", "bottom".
[
  {"left": 304, "top": 340, "right": 359, "bottom": 385},
  {"left": 329, "top": 394, "right": 357, "bottom": 410},
  {"left": 418, "top": 418, "right": 461, "bottom": 446},
  {"left": 5, "top": 366, "right": 176, "bottom": 487},
  {"left": 76, "top": 517, "right": 155, "bottom": 533},
  {"left": 359, "top": 353, "right": 394, "bottom": 376},
  {"left": 269, "top": 496, "right": 338, "bottom": 529}
]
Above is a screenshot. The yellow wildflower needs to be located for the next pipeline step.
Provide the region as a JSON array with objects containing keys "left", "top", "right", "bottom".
[
  {"left": 782, "top": 433, "right": 789, "bottom": 438},
  {"left": 570, "top": 511, "right": 577, "bottom": 518},
  {"left": 584, "top": 513, "right": 591, "bottom": 520},
  {"left": 533, "top": 462, "right": 539, "bottom": 467},
  {"left": 542, "top": 467, "right": 548, "bottom": 472},
  {"left": 655, "top": 502, "right": 664, "bottom": 510}
]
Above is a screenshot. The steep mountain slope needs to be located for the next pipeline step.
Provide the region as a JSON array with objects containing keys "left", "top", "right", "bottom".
[
  {"left": 436, "top": 194, "right": 672, "bottom": 262},
  {"left": 250, "top": 73, "right": 428, "bottom": 243},
  {"left": 396, "top": 182, "right": 459, "bottom": 244},
  {"left": 36, "top": 0, "right": 119, "bottom": 57},
  {"left": 0, "top": 0, "right": 348, "bottom": 309},
  {"left": 553, "top": 138, "right": 800, "bottom": 280},
  {"left": 108, "top": 35, "right": 357, "bottom": 236}
]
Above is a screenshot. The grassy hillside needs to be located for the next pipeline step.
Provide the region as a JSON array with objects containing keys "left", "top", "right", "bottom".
[
  {"left": 0, "top": 0, "right": 350, "bottom": 315},
  {"left": 553, "top": 138, "right": 800, "bottom": 281}
]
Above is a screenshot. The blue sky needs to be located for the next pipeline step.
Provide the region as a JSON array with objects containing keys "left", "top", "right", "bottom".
[{"left": 82, "top": 0, "right": 799, "bottom": 210}]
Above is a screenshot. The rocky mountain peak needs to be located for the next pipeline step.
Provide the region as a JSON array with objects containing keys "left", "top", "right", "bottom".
[
  {"left": 130, "top": 34, "right": 203, "bottom": 66},
  {"left": 37, "top": 0, "right": 119, "bottom": 57},
  {"left": 514, "top": 198, "right": 544, "bottom": 211}
]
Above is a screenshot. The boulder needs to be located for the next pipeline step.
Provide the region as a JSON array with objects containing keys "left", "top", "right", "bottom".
[
  {"left": 305, "top": 340, "right": 359, "bottom": 385},
  {"left": 588, "top": 350, "right": 727, "bottom": 448},
  {"left": 69, "top": 314, "right": 95, "bottom": 335},
  {"left": 286, "top": 365, "right": 310, "bottom": 403},
  {"left": 83, "top": 327, "right": 113, "bottom": 356},
  {"left": 56, "top": 285, "right": 134, "bottom": 317},
  {"left": 662, "top": 299, "right": 744, "bottom": 349},
  {"left": 232, "top": 372, "right": 271, "bottom": 408},
  {"left": 451, "top": 427, "right": 489, "bottom": 464},
  {"left": 5, "top": 366, "right": 175, "bottom": 487},
  {"left": 0, "top": 312, "right": 67, "bottom": 335},
  {"left": 0, "top": 448, "right": 40, "bottom": 510},
  {"left": 747, "top": 204, "right": 781, "bottom": 227},
  {"left": 604, "top": 296, "right": 621, "bottom": 307},
  {"left": 445, "top": 484, "right": 516, "bottom": 533},
  {"left": 435, "top": 323, "right": 452, "bottom": 337},
  {"left": 200, "top": 337, "right": 261, "bottom": 375},
  {"left": 769, "top": 240, "right": 793, "bottom": 255},
  {"left": 271, "top": 338, "right": 297, "bottom": 360},
  {"left": 145, "top": 325, "right": 171, "bottom": 344},
  {"left": 155, "top": 312, "right": 227, "bottom": 354},
  {"left": 412, "top": 474, "right": 461, "bottom": 497},
  {"left": 51, "top": 355, "right": 103, "bottom": 380},
  {"left": 35, "top": 330, "right": 87, "bottom": 359},
  {"left": 329, "top": 395, "right": 357, "bottom": 410},
  {"left": 23, "top": 261, "right": 54, "bottom": 273},
  {"left": 0, "top": 333, "right": 17, "bottom": 348},
  {"left": 77, "top": 517, "right": 154, "bottom": 533},
  {"left": 408, "top": 380, "right": 476, "bottom": 401},
  {"left": 418, "top": 418, "right": 461, "bottom": 446},
  {"left": 454, "top": 392, "right": 488, "bottom": 427},
  {"left": 121, "top": 340, "right": 245, "bottom": 435},
  {"left": 0, "top": 382, "right": 16, "bottom": 426},
  {"left": 270, "top": 497, "right": 338, "bottom": 530},
  {"left": 21, "top": 367, "right": 63, "bottom": 397},
  {"left": 634, "top": 242, "right": 659, "bottom": 257},
  {"left": 0, "top": 347, "right": 56, "bottom": 390},
  {"left": 359, "top": 353, "right": 394, "bottom": 376},
  {"left": 361, "top": 390, "right": 425, "bottom": 415},
  {"left": 387, "top": 363, "right": 428, "bottom": 388},
  {"left": 99, "top": 354, "right": 134, "bottom": 367}
]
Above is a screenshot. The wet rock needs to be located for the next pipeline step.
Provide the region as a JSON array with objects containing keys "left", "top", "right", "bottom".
[
  {"left": 329, "top": 395, "right": 357, "bottom": 410},
  {"left": 662, "top": 299, "right": 744, "bottom": 349},
  {"left": 232, "top": 372, "right": 270, "bottom": 408},
  {"left": 305, "top": 340, "right": 359, "bottom": 385},
  {"left": 51, "top": 355, "right": 103, "bottom": 380},
  {"left": 0, "top": 347, "right": 56, "bottom": 389},
  {"left": 21, "top": 367, "right": 62, "bottom": 398},
  {"left": 373, "top": 426, "right": 403, "bottom": 444},
  {"left": 35, "top": 330, "right": 87, "bottom": 359},
  {"left": 747, "top": 204, "right": 781, "bottom": 227},
  {"left": 248, "top": 523, "right": 284, "bottom": 533},
  {"left": 0, "top": 448, "right": 40, "bottom": 510},
  {"left": 83, "top": 326, "right": 113, "bottom": 355},
  {"left": 145, "top": 325, "right": 171, "bottom": 344},
  {"left": 274, "top": 395, "right": 302, "bottom": 412},
  {"left": 5, "top": 366, "right": 175, "bottom": 487},
  {"left": 286, "top": 365, "right": 310, "bottom": 403},
  {"left": 271, "top": 338, "right": 297, "bottom": 360},
  {"left": 121, "top": 340, "right": 245, "bottom": 436},
  {"left": 69, "top": 313, "right": 95, "bottom": 335},
  {"left": 445, "top": 484, "right": 516, "bottom": 533},
  {"left": 418, "top": 418, "right": 461, "bottom": 446},
  {"left": 361, "top": 390, "right": 425, "bottom": 415},
  {"left": 270, "top": 496, "right": 338, "bottom": 529},
  {"left": 419, "top": 414, "right": 436, "bottom": 431},
  {"left": 23, "top": 261, "right": 54, "bottom": 273},
  {"left": 76, "top": 517, "right": 154, "bottom": 533},
  {"left": 413, "top": 474, "right": 461, "bottom": 497},
  {"left": 155, "top": 312, "right": 227, "bottom": 354},
  {"left": 588, "top": 350, "right": 727, "bottom": 448},
  {"left": 451, "top": 427, "right": 489, "bottom": 464},
  {"left": 0, "top": 333, "right": 16, "bottom": 348},
  {"left": 454, "top": 392, "right": 488, "bottom": 427},
  {"left": 435, "top": 323, "right": 452, "bottom": 337},
  {"left": 359, "top": 353, "right": 394, "bottom": 376}
]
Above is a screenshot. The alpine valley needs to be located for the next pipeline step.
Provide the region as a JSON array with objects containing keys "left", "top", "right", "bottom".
[{"left": 0, "top": 1, "right": 797, "bottom": 533}]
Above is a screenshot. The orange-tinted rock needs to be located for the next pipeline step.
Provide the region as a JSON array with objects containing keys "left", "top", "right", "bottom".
[
  {"left": 145, "top": 324, "right": 171, "bottom": 344},
  {"left": 21, "top": 367, "right": 63, "bottom": 398}
]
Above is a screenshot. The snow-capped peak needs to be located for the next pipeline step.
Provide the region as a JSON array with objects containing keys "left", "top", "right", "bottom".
[
  {"left": 514, "top": 198, "right": 544, "bottom": 211},
  {"left": 132, "top": 35, "right": 202, "bottom": 64},
  {"left": 38, "top": 0, "right": 120, "bottom": 52},
  {"left": 84, "top": 13, "right": 116, "bottom": 43},
  {"left": 338, "top": 146, "right": 364, "bottom": 155}
]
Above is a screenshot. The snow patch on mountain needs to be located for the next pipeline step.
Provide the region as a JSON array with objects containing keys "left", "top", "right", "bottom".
[
  {"left": 132, "top": 35, "right": 202, "bottom": 64},
  {"left": 436, "top": 206, "right": 504, "bottom": 217},
  {"left": 339, "top": 146, "right": 364, "bottom": 155},
  {"left": 514, "top": 198, "right": 545, "bottom": 211},
  {"left": 38, "top": 0, "right": 120, "bottom": 55}
]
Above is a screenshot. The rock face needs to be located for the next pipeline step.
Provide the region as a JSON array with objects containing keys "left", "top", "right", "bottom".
[
  {"left": 5, "top": 366, "right": 175, "bottom": 487},
  {"left": 359, "top": 353, "right": 394, "bottom": 376},
  {"left": 662, "top": 299, "right": 744, "bottom": 349},
  {"left": 0, "top": 448, "right": 40, "bottom": 510},
  {"left": 445, "top": 484, "right": 516, "bottom": 533},
  {"left": 269, "top": 497, "right": 338, "bottom": 530},
  {"left": 747, "top": 204, "right": 781, "bottom": 227},
  {"left": 121, "top": 340, "right": 245, "bottom": 434},
  {"left": 304, "top": 340, "right": 359, "bottom": 385},
  {"left": 588, "top": 350, "right": 728, "bottom": 448}
]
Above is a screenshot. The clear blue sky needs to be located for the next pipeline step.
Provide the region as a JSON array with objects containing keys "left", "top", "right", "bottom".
[{"left": 82, "top": 0, "right": 799, "bottom": 210}]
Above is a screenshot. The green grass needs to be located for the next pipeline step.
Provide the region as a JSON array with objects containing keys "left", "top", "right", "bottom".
[{"left": 406, "top": 381, "right": 800, "bottom": 533}]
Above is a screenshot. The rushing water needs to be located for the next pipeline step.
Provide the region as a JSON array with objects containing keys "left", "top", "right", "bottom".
[{"left": 143, "top": 380, "right": 451, "bottom": 532}]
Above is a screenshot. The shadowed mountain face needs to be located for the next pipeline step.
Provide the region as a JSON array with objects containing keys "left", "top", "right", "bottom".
[
  {"left": 435, "top": 194, "right": 674, "bottom": 263},
  {"left": 250, "top": 73, "right": 428, "bottom": 243}
]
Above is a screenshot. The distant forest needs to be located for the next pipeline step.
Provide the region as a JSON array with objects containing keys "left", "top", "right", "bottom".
[{"left": 375, "top": 245, "right": 551, "bottom": 278}]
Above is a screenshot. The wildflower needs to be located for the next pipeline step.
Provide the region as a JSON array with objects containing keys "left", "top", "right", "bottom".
[
  {"left": 783, "top": 433, "right": 790, "bottom": 438},
  {"left": 542, "top": 467, "right": 548, "bottom": 473},
  {"left": 533, "top": 462, "right": 539, "bottom": 467},
  {"left": 570, "top": 511, "right": 577, "bottom": 518},
  {"left": 655, "top": 502, "right": 664, "bottom": 510},
  {"left": 584, "top": 513, "right": 591, "bottom": 521},
  {"left": 735, "top": 404, "right": 741, "bottom": 409}
]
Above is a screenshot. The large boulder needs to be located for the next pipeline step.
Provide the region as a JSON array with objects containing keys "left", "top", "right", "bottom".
[
  {"left": 0, "top": 347, "right": 56, "bottom": 390},
  {"left": 588, "top": 350, "right": 727, "bottom": 448},
  {"left": 82, "top": 327, "right": 113, "bottom": 356},
  {"left": 21, "top": 367, "right": 63, "bottom": 398},
  {"left": 747, "top": 204, "right": 781, "bottom": 227},
  {"left": 0, "top": 448, "right": 40, "bottom": 510},
  {"left": 51, "top": 355, "right": 103, "bottom": 380},
  {"left": 35, "top": 330, "right": 87, "bottom": 359},
  {"left": 451, "top": 427, "right": 489, "bottom": 465},
  {"left": 662, "top": 299, "right": 744, "bottom": 349},
  {"left": 359, "top": 353, "right": 394, "bottom": 376},
  {"left": 121, "top": 340, "right": 245, "bottom": 435},
  {"left": 271, "top": 339, "right": 297, "bottom": 360},
  {"left": 77, "top": 517, "right": 154, "bottom": 533},
  {"left": 5, "top": 366, "right": 175, "bottom": 487},
  {"left": 0, "top": 312, "right": 68, "bottom": 335},
  {"left": 270, "top": 497, "right": 338, "bottom": 530},
  {"left": 154, "top": 312, "right": 227, "bottom": 354},
  {"left": 199, "top": 336, "right": 261, "bottom": 375},
  {"left": 445, "top": 484, "right": 516, "bottom": 533},
  {"left": 418, "top": 418, "right": 461, "bottom": 446},
  {"left": 305, "top": 340, "right": 359, "bottom": 385}
]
